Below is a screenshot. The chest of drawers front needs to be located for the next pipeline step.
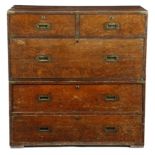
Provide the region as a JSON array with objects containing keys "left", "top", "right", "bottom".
[{"left": 8, "top": 6, "right": 147, "bottom": 147}]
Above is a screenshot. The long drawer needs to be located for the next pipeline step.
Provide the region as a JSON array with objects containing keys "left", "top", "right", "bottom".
[
  {"left": 10, "top": 39, "right": 144, "bottom": 80},
  {"left": 11, "top": 115, "right": 143, "bottom": 146},
  {"left": 9, "top": 14, "right": 75, "bottom": 37},
  {"left": 11, "top": 84, "right": 142, "bottom": 114}
]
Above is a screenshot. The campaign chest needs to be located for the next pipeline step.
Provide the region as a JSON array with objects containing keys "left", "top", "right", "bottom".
[{"left": 8, "top": 5, "right": 147, "bottom": 147}]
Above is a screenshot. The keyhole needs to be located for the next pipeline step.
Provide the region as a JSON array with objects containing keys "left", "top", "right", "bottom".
[
  {"left": 109, "top": 16, "right": 114, "bottom": 20},
  {"left": 41, "top": 15, "right": 46, "bottom": 20},
  {"left": 75, "top": 85, "right": 80, "bottom": 89},
  {"left": 76, "top": 40, "right": 79, "bottom": 43}
]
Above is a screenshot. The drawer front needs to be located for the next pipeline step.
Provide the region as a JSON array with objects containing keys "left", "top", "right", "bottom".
[
  {"left": 11, "top": 115, "right": 143, "bottom": 146},
  {"left": 12, "top": 84, "right": 142, "bottom": 113},
  {"left": 10, "top": 39, "right": 144, "bottom": 80},
  {"left": 9, "top": 14, "right": 75, "bottom": 37},
  {"left": 80, "top": 14, "right": 146, "bottom": 37}
]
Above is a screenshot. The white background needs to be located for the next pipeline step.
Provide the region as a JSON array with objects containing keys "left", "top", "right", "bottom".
[{"left": 0, "top": 0, "right": 154, "bottom": 154}]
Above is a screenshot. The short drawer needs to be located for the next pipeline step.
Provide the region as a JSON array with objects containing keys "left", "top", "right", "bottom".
[
  {"left": 10, "top": 38, "right": 144, "bottom": 81},
  {"left": 9, "top": 14, "right": 75, "bottom": 37},
  {"left": 11, "top": 115, "right": 143, "bottom": 146},
  {"left": 80, "top": 14, "right": 146, "bottom": 37},
  {"left": 11, "top": 84, "right": 142, "bottom": 114}
]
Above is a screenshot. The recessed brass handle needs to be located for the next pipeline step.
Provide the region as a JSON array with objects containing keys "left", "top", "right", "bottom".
[
  {"left": 104, "top": 94, "right": 119, "bottom": 102},
  {"left": 104, "top": 126, "right": 117, "bottom": 133},
  {"left": 35, "top": 55, "right": 51, "bottom": 63},
  {"left": 104, "top": 22, "right": 120, "bottom": 30},
  {"left": 39, "top": 127, "right": 49, "bottom": 132},
  {"left": 36, "top": 23, "right": 51, "bottom": 30},
  {"left": 105, "top": 55, "right": 119, "bottom": 62},
  {"left": 38, "top": 95, "right": 51, "bottom": 102}
]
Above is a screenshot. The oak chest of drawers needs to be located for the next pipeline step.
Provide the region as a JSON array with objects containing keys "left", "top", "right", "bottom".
[{"left": 8, "top": 5, "right": 147, "bottom": 147}]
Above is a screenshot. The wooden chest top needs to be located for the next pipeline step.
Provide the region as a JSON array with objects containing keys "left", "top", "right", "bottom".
[{"left": 8, "top": 5, "right": 147, "bottom": 13}]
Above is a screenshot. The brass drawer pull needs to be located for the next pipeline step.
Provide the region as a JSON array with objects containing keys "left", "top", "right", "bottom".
[
  {"left": 36, "top": 55, "right": 51, "bottom": 63},
  {"left": 105, "top": 55, "right": 119, "bottom": 62},
  {"left": 104, "top": 94, "right": 119, "bottom": 102},
  {"left": 104, "top": 22, "right": 120, "bottom": 30},
  {"left": 39, "top": 127, "right": 49, "bottom": 132},
  {"left": 104, "top": 126, "right": 117, "bottom": 133},
  {"left": 38, "top": 95, "right": 51, "bottom": 102},
  {"left": 36, "top": 23, "right": 51, "bottom": 30}
]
